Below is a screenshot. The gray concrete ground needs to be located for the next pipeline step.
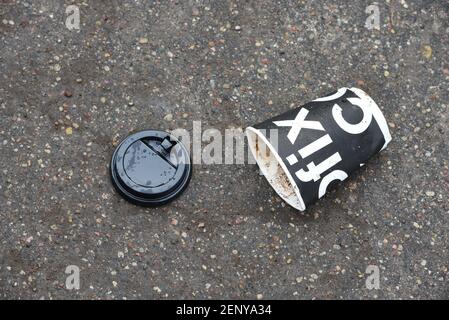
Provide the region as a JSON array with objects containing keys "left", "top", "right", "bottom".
[{"left": 0, "top": 0, "right": 448, "bottom": 299}]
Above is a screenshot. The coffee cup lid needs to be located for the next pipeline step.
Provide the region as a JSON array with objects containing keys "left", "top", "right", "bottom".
[{"left": 110, "top": 130, "right": 191, "bottom": 206}]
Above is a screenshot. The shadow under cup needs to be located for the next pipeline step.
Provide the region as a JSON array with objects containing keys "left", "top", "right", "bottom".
[{"left": 246, "top": 87, "right": 392, "bottom": 211}]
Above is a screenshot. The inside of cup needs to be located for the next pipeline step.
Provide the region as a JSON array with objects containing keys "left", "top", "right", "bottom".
[{"left": 246, "top": 127, "right": 305, "bottom": 211}]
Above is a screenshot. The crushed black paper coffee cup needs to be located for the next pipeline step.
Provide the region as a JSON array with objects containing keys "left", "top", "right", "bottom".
[{"left": 246, "top": 87, "right": 392, "bottom": 211}]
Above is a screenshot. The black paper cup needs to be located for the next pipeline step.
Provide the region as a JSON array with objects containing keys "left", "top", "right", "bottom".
[{"left": 246, "top": 87, "right": 392, "bottom": 211}]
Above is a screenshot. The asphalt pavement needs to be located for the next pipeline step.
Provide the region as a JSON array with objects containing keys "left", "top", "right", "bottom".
[{"left": 0, "top": 0, "right": 448, "bottom": 299}]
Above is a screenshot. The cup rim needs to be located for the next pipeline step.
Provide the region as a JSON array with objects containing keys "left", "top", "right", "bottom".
[{"left": 246, "top": 126, "right": 306, "bottom": 211}]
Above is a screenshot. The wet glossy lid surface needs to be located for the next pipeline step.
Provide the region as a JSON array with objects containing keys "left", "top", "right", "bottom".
[{"left": 110, "top": 130, "right": 191, "bottom": 206}]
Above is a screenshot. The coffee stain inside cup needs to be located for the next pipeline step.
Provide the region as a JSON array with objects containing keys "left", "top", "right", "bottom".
[{"left": 246, "top": 127, "right": 305, "bottom": 211}]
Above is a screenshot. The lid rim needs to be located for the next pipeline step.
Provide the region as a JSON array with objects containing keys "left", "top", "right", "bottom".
[{"left": 110, "top": 162, "right": 191, "bottom": 206}]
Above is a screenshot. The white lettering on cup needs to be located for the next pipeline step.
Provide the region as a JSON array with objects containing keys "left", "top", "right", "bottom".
[
  {"left": 332, "top": 97, "right": 373, "bottom": 134},
  {"left": 318, "top": 170, "right": 348, "bottom": 198},
  {"left": 273, "top": 108, "right": 325, "bottom": 144},
  {"left": 295, "top": 152, "right": 342, "bottom": 182},
  {"left": 298, "top": 134, "right": 333, "bottom": 159}
]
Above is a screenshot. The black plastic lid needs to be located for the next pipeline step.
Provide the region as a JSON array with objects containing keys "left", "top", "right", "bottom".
[{"left": 110, "top": 130, "right": 192, "bottom": 206}]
